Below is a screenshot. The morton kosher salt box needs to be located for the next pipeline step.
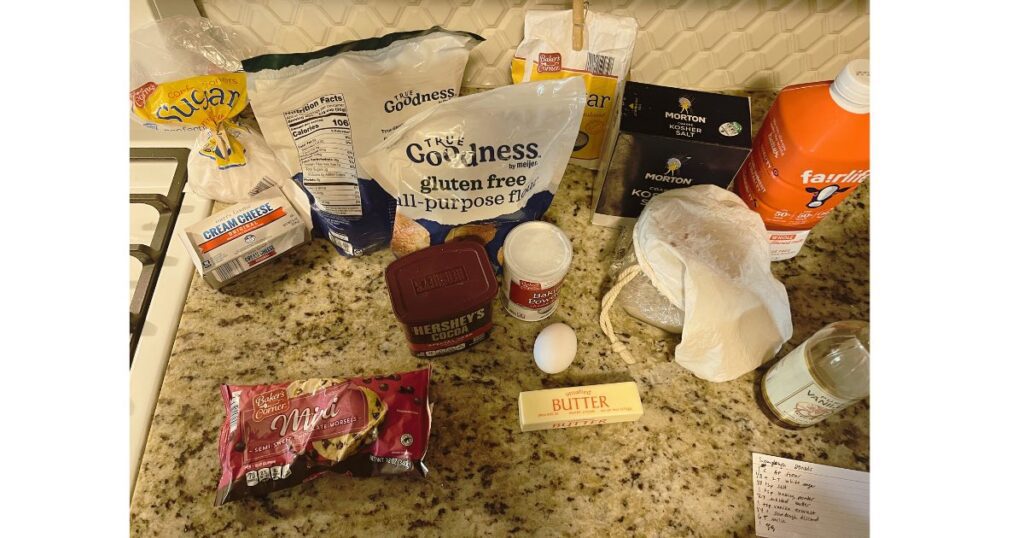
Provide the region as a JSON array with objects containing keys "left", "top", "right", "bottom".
[{"left": 592, "top": 81, "right": 752, "bottom": 227}]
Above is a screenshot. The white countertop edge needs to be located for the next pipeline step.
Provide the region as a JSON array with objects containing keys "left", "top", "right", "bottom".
[{"left": 129, "top": 191, "right": 213, "bottom": 499}]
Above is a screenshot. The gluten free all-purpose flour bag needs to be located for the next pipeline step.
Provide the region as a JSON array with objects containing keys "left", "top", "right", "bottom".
[
  {"left": 511, "top": 10, "right": 638, "bottom": 170},
  {"left": 243, "top": 28, "right": 482, "bottom": 257},
  {"left": 361, "top": 78, "right": 586, "bottom": 266}
]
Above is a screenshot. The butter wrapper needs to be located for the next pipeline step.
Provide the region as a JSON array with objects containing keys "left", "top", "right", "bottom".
[
  {"left": 518, "top": 381, "right": 643, "bottom": 432},
  {"left": 180, "top": 186, "right": 310, "bottom": 289}
]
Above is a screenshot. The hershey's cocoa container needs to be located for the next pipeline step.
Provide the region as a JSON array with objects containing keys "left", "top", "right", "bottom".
[
  {"left": 385, "top": 241, "right": 499, "bottom": 357},
  {"left": 500, "top": 221, "right": 573, "bottom": 321}
]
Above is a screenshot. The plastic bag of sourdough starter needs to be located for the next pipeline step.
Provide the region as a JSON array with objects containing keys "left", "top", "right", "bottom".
[
  {"left": 130, "top": 16, "right": 292, "bottom": 203},
  {"left": 243, "top": 28, "right": 483, "bottom": 257},
  {"left": 361, "top": 78, "right": 586, "bottom": 267},
  {"left": 599, "top": 186, "right": 793, "bottom": 382},
  {"left": 216, "top": 368, "right": 431, "bottom": 505},
  {"left": 607, "top": 224, "right": 685, "bottom": 334},
  {"left": 511, "top": 10, "right": 638, "bottom": 169}
]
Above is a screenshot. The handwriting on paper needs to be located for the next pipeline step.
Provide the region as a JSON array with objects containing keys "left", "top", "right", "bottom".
[{"left": 752, "top": 453, "right": 868, "bottom": 537}]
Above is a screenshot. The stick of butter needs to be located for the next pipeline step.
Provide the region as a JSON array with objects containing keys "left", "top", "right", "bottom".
[{"left": 518, "top": 382, "right": 643, "bottom": 432}]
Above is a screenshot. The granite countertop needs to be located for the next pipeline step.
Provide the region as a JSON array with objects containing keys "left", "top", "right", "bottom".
[{"left": 130, "top": 91, "right": 869, "bottom": 536}]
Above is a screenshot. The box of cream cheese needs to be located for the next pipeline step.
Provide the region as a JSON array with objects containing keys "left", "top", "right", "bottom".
[
  {"left": 180, "top": 186, "right": 311, "bottom": 289},
  {"left": 592, "top": 81, "right": 752, "bottom": 227}
]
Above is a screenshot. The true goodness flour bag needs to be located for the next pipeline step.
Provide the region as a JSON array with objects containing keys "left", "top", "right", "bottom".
[
  {"left": 511, "top": 10, "right": 638, "bottom": 169},
  {"left": 361, "top": 78, "right": 586, "bottom": 266},
  {"left": 130, "top": 16, "right": 286, "bottom": 203},
  {"left": 242, "top": 28, "right": 483, "bottom": 257}
]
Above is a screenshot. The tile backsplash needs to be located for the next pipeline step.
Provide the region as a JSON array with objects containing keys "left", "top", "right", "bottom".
[{"left": 198, "top": 0, "right": 868, "bottom": 91}]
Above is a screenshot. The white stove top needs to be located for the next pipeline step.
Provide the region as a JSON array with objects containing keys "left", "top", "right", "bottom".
[
  {"left": 129, "top": 0, "right": 211, "bottom": 498},
  {"left": 129, "top": 137, "right": 213, "bottom": 498}
]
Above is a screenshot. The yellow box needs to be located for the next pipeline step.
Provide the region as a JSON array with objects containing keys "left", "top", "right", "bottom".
[{"left": 518, "top": 382, "right": 644, "bottom": 432}]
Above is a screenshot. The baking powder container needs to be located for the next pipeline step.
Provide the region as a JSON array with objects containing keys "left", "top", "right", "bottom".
[
  {"left": 501, "top": 221, "right": 573, "bottom": 321},
  {"left": 385, "top": 241, "right": 499, "bottom": 357}
]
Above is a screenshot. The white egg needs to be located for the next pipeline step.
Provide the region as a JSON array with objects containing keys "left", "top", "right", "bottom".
[{"left": 533, "top": 323, "right": 578, "bottom": 374}]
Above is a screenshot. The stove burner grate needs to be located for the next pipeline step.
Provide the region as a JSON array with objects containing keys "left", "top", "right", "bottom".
[{"left": 130, "top": 148, "right": 188, "bottom": 365}]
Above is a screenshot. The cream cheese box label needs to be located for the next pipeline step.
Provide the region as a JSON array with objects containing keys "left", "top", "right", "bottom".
[{"left": 180, "top": 185, "right": 311, "bottom": 289}]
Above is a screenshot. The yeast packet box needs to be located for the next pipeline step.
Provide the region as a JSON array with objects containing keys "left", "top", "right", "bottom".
[{"left": 592, "top": 81, "right": 752, "bottom": 227}]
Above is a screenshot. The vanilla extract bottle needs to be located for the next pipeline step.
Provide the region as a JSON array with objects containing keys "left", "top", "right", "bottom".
[{"left": 758, "top": 321, "right": 869, "bottom": 428}]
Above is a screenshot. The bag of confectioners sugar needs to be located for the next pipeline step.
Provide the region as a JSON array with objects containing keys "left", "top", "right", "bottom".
[
  {"left": 130, "top": 16, "right": 299, "bottom": 204},
  {"left": 243, "top": 28, "right": 482, "bottom": 257},
  {"left": 361, "top": 78, "right": 586, "bottom": 267}
]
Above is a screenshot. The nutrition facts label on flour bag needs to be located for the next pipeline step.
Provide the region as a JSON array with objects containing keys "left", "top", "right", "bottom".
[{"left": 284, "top": 94, "right": 362, "bottom": 217}]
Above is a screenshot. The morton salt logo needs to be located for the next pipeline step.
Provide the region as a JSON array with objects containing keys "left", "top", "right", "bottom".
[
  {"left": 664, "top": 96, "right": 707, "bottom": 123},
  {"left": 252, "top": 389, "right": 289, "bottom": 422},
  {"left": 800, "top": 169, "right": 868, "bottom": 208},
  {"left": 644, "top": 156, "right": 693, "bottom": 184}
]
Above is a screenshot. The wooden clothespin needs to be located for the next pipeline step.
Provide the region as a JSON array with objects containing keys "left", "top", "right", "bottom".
[{"left": 572, "top": 0, "right": 585, "bottom": 51}]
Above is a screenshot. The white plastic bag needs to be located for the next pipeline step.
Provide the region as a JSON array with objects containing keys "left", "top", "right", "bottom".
[
  {"left": 129, "top": 16, "right": 292, "bottom": 204},
  {"left": 607, "top": 222, "right": 684, "bottom": 333},
  {"left": 129, "top": 16, "right": 253, "bottom": 90},
  {"left": 360, "top": 78, "right": 586, "bottom": 267},
  {"left": 600, "top": 185, "right": 793, "bottom": 382},
  {"left": 181, "top": 122, "right": 277, "bottom": 203}
]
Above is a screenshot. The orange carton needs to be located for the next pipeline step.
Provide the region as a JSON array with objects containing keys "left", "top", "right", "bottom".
[{"left": 733, "top": 59, "right": 869, "bottom": 261}]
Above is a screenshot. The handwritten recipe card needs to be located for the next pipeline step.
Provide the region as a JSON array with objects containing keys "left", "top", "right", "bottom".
[{"left": 752, "top": 453, "right": 869, "bottom": 537}]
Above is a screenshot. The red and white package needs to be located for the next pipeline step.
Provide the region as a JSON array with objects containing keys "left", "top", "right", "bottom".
[{"left": 215, "top": 367, "right": 431, "bottom": 505}]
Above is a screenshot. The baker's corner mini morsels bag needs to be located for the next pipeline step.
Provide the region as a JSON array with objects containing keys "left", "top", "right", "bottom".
[
  {"left": 215, "top": 367, "right": 432, "bottom": 505},
  {"left": 361, "top": 78, "right": 586, "bottom": 268},
  {"left": 511, "top": 9, "right": 638, "bottom": 170},
  {"left": 242, "top": 27, "right": 483, "bottom": 257},
  {"left": 130, "top": 16, "right": 289, "bottom": 203}
]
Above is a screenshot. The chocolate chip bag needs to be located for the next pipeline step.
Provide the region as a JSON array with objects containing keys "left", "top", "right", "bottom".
[
  {"left": 243, "top": 28, "right": 482, "bottom": 257},
  {"left": 360, "top": 78, "right": 586, "bottom": 267},
  {"left": 215, "top": 368, "right": 431, "bottom": 505}
]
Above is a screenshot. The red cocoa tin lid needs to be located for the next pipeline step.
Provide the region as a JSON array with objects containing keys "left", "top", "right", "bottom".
[{"left": 385, "top": 242, "right": 499, "bottom": 326}]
